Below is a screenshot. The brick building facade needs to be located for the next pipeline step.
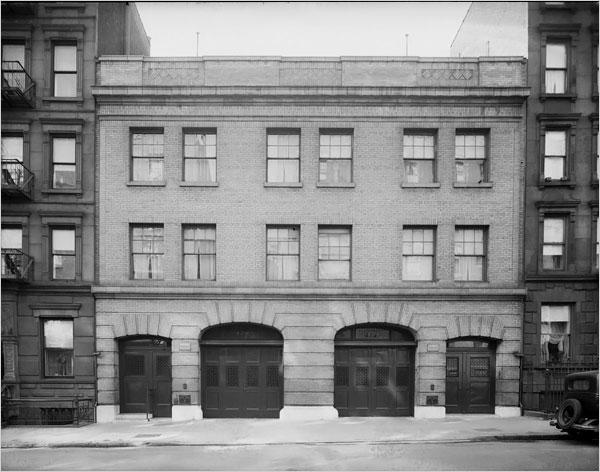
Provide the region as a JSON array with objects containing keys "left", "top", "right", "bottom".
[
  {"left": 92, "top": 56, "right": 528, "bottom": 421},
  {"left": 1, "top": 2, "right": 149, "bottom": 424}
]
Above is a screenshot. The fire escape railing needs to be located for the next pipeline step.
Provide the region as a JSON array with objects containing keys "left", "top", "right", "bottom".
[
  {"left": 1, "top": 60, "right": 35, "bottom": 105},
  {"left": 1, "top": 159, "right": 34, "bottom": 198},
  {"left": 1, "top": 248, "right": 33, "bottom": 281}
]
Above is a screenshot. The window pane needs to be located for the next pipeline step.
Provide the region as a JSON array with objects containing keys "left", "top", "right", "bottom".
[
  {"left": 1, "top": 228, "right": 22, "bottom": 249},
  {"left": 1, "top": 136, "right": 23, "bottom": 161},
  {"left": 53, "top": 254, "right": 75, "bottom": 279},
  {"left": 184, "top": 254, "right": 198, "bottom": 280},
  {"left": 267, "top": 159, "right": 299, "bottom": 183},
  {"left": 454, "top": 255, "right": 483, "bottom": 281},
  {"left": 44, "top": 320, "right": 73, "bottom": 349},
  {"left": 320, "top": 159, "right": 351, "bottom": 183},
  {"left": 544, "top": 218, "right": 564, "bottom": 243},
  {"left": 404, "top": 160, "right": 433, "bottom": 183},
  {"left": 53, "top": 164, "right": 76, "bottom": 188},
  {"left": 544, "top": 157, "right": 565, "bottom": 179},
  {"left": 54, "top": 74, "right": 77, "bottom": 97},
  {"left": 545, "top": 71, "right": 566, "bottom": 94},
  {"left": 52, "top": 229, "right": 75, "bottom": 251},
  {"left": 403, "top": 255, "right": 433, "bottom": 280},
  {"left": 53, "top": 138, "right": 76, "bottom": 163},
  {"left": 542, "top": 305, "right": 570, "bottom": 322},
  {"left": 54, "top": 45, "right": 76, "bottom": 71},
  {"left": 546, "top": 43, "right": 567, "bottom": 68},
  {"left": 319, "top": 260, "right": 350, "bottom": 280},
  {"left": 456, "top": 160, "right": 484, "bottom": 183},
  {"left": 2, "top": 44, "right": 25, "bottom": 64},
  {"left": 45, "top": 349, "right": 73, "bottom": 376},
  {"left": 198, "top": 254, "right": 216, "bottom": 280},
  {"left": 545, "top": 131, "right": 566, "bottom": 156},
  {"left": 185, "top": 159, "right": 216, "bottom": 182}
]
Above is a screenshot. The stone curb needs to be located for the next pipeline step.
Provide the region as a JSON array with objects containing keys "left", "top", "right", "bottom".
[{"left": 1, "top": 434, "right": 569, "bottom": 449}]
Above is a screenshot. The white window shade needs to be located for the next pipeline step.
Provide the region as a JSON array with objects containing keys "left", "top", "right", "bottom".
[{"left": 541, "top": 304, "right": 570, "bottom": 322}]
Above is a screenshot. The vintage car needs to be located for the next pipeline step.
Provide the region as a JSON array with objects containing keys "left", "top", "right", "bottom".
[{"left": 550, "top": 370, "right": 599, "bottom": 437}]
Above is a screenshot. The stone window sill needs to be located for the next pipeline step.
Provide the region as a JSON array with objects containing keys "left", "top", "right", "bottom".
[
  {"left": 42, "top": 188, "right": 82, "bottom": 195},
  {"left": 264, "top": 182, "right": 303, "bottom": 188},
  {"left": 540, "top": 93, "right": 577, "bottom": 102},
  {"left": 453, "top": 182, "right": 493, "bottom": 188},
  {"left": 42, "top": 97, "right": 84, "bottom": 103},
  {"left": 401, "top": 183, "right": 441, "bottom": 188},
  {"left": 127, "top": 181, "right": 166, "bottom": 187},
  {"left": 316, "top": 182, "right": 355, "bottom": 188},
  {"left": 538, "top": 180, "right": 575, "bottom": 189},
  {"left": 180, "top": 181, "right": 219, "bottom": 187}
]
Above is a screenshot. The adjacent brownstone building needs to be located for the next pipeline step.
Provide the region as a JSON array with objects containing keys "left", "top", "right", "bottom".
[
  {"left": 1, "top": 1, "right": 149, "bottom": 424},
  {"left": 92, "top": 56, "right": 528, "bottom": 421}
]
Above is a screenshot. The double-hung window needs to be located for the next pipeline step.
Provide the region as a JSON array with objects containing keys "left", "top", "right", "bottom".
[
  {"left": 183, "top": 225, "right": 216, "bottom": 280},
  {"left": 455, "top": 132, "right": 487, "bottom": 184},
  {"left": 402, "top": 227, "right": 435, "bottom": 281},
  {"left": 131, "top": 225, "right": 164, "bottom": 279},
  {"left": 540, "top": 304, "right": 570, "bottom": 363},
  {"left": 403, "top": 133, "right": 436, "bottom": 184},
  {"left": 267, "top": 131, "right": 300, "bottom": 183},
  {"left": 43, "top": 319, "right": 73, "bottom": 377},
  {"left": 318, "top": 226, "right": 351, "bottom": 280},
  {"left": 319, "top": 131, "right": 352, "bottom": 185},
  {"left": 51, "top": 228, "right": 75, "bottom": 280},
  {"left": 544, "top": 130, "right": 567, "bottom": 180},
  {"left": 183, "top": 130, "right": 216, "bottom": 183},
  {"left": 52, "top": 136, "right": 76, "bottom": 189},
  {"left": 454, "top": 227, "right": 486, "bottom": 281},
  {"left": 545, "top": 43, "right": 567, "bottom": 94},
  {"left": 53, "top": 44, "right": 77, "bottom": 97},
  {"left": 132, "top": 131, "right": 163, "bottom": 182},
  {"left": 266, "top": 226, "right": 299, "bottom": 280},
  {"left": 1, "top": 134, "right": 24, "bottom": 186},
  {"left": 542, "top": 216, "right": 566, "bottom": 270}
]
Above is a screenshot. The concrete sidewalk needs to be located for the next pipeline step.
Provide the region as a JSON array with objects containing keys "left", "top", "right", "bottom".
[{"left": 1, "top": 415, "right": 567, "bottom": 449}]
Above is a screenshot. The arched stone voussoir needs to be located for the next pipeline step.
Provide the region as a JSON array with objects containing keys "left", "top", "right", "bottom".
[{"left": 450, "top": 315, "right": 504, "bottom": 341}]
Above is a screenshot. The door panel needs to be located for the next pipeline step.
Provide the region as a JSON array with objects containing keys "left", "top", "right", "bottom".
[
  {"left": 445, "top": 350, "right": 494, "bottom": 414},
  {"left": 335, "top": 346, "right": 414, "bottom": 416},
  {"left": 120, "top": 339, "right": 172, "bottom": 417},
  {"left": 202, "top": 345, "right": 283, "bottom": 418}
]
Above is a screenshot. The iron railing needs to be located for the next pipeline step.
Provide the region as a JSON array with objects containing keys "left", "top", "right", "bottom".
[
  {"left": 1, "top": 248, "right": 33, "bottom": 281},
  {"left": 2, "top": 397, "right": 95, "bottom": 426},
  {"left": 522, "top": 359, "right": 599, "bottom": 413},
  {"left": 1, "top": 61, "right": 35, "bottom": 106},
  {"left": 1, "top": 159, "right": 34, "bottom": 198}
]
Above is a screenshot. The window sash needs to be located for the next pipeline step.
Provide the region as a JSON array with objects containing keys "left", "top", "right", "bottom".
[
  {"left": 1, "top": 136, "right": 24, "bottom": 161},
  {"left": 43, "top": 319, "right": 73, "bottom": 377},
  {"left": 183, "top": 225, "right": 216, "bottom": 280},
  {"left": 318, "top": 227, "right": 351, "bottom": 280},
  {"left": 267, "top": 255, "right": 299, "bottom": 281},
  {"left": 184, "top": 133, "right": 217, "bottom": 183},
  {"left": 132, "top": 225, "right": 164, "bottom": 279},
  {"left": 403, "top": 255, "right": 433, "bottom": 281}
]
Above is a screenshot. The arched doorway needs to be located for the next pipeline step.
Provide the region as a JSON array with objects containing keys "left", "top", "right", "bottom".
[
  {"left": 200, "top": 323, "right": 283, "bottom": 418},
  {"left": 446, "top": 337, "right": 496, "bottom": 414},
  {"left": 334, "top": 324, "right": 416, "bottom": 416},
  {"left": 119, "top": 336, "right": 171, "bottom": 417}
]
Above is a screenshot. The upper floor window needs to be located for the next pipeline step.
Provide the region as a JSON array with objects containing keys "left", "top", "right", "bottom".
[
  {"left": 403, "top": 132, "right": 436, "bottom": 184},
  {"left": 183, "top": 225, "right": 216, "bottom": 280},
  {"left": 542, "top": 216, "right": 566, "bottom": 270},
  {"left": 131, "top": 131, "right": 163, "bottom": 182},
  {"left": 402, "top": 227, "right": 435, "bottom": 281},
  {"left": 51, "top": 227, "right": 75, "bottom": 280},
  {"left": 267, "top": 131, "right": 300, "bottom": 183},
  {"left": 319, "top": 131, "right": 352, "bottom": 185},
  {"left": 52, "top": 136, "right": 76, "bottom": 189},
  {"left": 131, "top": 224, "right": 163, "bottom": 279},
  {"left": 266, "top": 226, "right": 299, "bottom": 281},
  {"left": 318, "top": 226, "right": 351, "bottom": 280},
  {"left": 43, "top": 319, "right": 73, "bottom": 377},
  {"left": 545, "top": 43, "right": 567, "bottom": 94},
  {"left": 454, "top": 227, "right": 486, "bottom": 281},
  {"left": 455, "top": 132, "right": 487, "bottom": 184},
  {"left": 2, "top": 43, "right": 26, "bottom": 90},
  {"left": 1, "top": 226, "right": 22, "bottom": 278},
  {"left": 540, "top": 304, "right": 570, "bottom": 363},
  {"left": 183, "top": 130, "right": 216, "bottom": 183},
  {"left": 1, "top": 134, "right": 24, "bottom": 186},
  {"left": 53, "top": 44, "right": 77, "bottom": 97},
  {"left": 543, "top": 130, "right": 567, "bottom": 180}
]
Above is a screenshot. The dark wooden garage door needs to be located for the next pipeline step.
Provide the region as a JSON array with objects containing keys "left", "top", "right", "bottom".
[
  {"left": 119, "top": 337, "right": 171, "bottom": 417},
  {"left": 201, "top": 324, "right": 283, "bottom": 418},
  {"left": 446, "top": 338, "right": 495, "bottom": 414},
  {"left": 334, "top": 324, "right": 415, "bottom": 417}
]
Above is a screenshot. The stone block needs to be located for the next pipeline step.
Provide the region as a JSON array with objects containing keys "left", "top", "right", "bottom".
[{"left": 284, "top": 391, "right": 332, "bottom": 406}]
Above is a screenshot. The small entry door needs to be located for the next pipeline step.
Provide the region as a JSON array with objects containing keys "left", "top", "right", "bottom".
[
  {"left": 120, "top": 337, "right": 171, "bottom": 417},
  {"left": 446, "top": 339, "right": 495, "bottom": 414}
]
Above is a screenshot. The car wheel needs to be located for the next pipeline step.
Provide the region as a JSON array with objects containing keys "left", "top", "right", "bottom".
[{"left": 556, "top": 398, "right": 582, "bottom": 429}]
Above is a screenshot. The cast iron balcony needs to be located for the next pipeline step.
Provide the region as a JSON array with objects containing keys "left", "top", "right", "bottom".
[
  {"left": 1, "top": 249, "right": 33, "bottom": 282},
  {"left": 1, "top": 159, "right": 34, "bottom": 199},
  {"left": 2, "top": 61, "right": 35, "bottom": 108}
]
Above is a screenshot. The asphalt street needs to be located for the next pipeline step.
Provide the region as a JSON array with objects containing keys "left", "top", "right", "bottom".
[{"left": 1, "top": 439, "right": 598, "bottom": 471}]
